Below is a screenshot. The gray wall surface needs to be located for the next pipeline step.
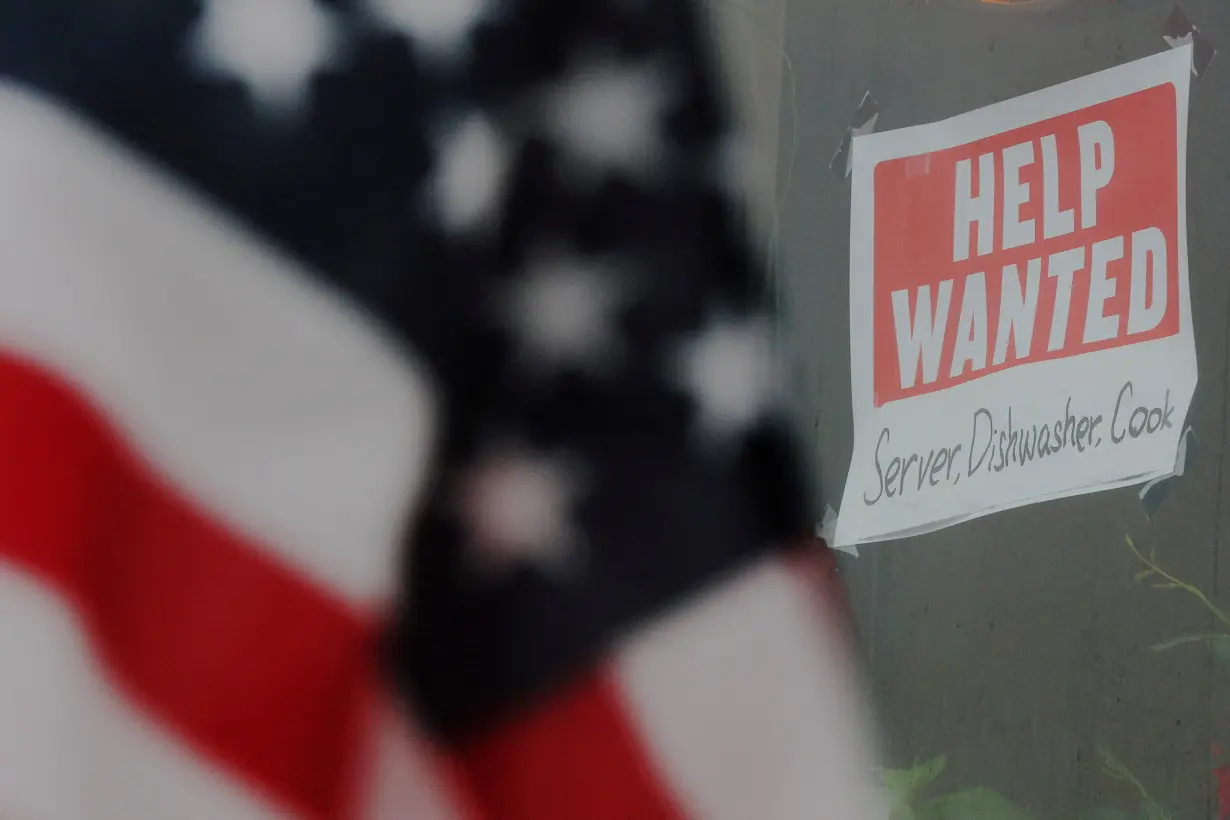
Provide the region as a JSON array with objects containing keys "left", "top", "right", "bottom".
[
  {"left": 707, "top": 0, "right": 788, "bottom": 244},
  {"left": 773, "top": 0, "right": 1230, "bottom": 816}
]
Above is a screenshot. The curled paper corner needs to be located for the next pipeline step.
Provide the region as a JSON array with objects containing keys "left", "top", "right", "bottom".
[
  {"left": 817, "top": 506, "right": 859, "bottom": 557},
  {"left": 1138, "top": 426, "right": 1199, "bottom": 519},
  {"left": 828, "top": 92, "right": 880, "bottom": 180},
  {"left": 1163, "top": 5, "right": 1217, "bottom": 78}
]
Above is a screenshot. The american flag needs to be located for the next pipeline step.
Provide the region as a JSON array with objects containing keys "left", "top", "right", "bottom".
[{"left": 0, "top": 0, "right": 887, "bottom": 817}]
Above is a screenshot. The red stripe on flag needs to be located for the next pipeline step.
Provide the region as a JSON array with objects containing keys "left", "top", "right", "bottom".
[
  {"left": 0, "top": 350, "right": 373, "bottom": 818},
  {"left": 462, "top": 669, "right": 688, "bottom": 820}
]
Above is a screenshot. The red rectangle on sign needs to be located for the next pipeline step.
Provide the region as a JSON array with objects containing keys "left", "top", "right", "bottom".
[{"left": 871, "top": 82, "right": 1179, "bottom": 407}]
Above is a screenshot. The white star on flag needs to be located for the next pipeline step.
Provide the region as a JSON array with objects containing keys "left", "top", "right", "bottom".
[
  {"left": 454, "top": 448, "right": 588, "bottom": 576},
  {"left": 431, "top": 112, "right": 511, "bottom": 233},
  {"left": 546, "top": 60, "right": 673, "bottom": 173},
  {"left": 674, "top": 313, "right": 780, "bottom": 441},
  {"left": 189, "top": 0, "right": 339, "bottom": 115},
  {"left": 506, "top": 253, "right": 627, "bottom": 375},
  {"left": 365, "top": 0, "right": 493, "bottom": 58}
]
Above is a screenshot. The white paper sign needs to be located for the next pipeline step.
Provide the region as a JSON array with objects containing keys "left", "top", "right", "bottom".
[{"left": 834, "top": 47, "right": 1196, "bottom": 550}]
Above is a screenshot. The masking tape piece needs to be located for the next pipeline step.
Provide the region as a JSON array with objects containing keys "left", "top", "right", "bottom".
[
  {"left": 1164, "top": 5, "right": 1217, "bottom": 77},
  {"left": 818, "top": 505, "right": 859, "bottom": 556}
]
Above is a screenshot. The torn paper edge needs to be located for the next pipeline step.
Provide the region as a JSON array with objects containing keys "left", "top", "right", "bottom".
[
  {"left": 1138, "top": 426, "right": 1198, "bottom": 518},
  {"left": 829, "top": 92, "right": 879, "bottom": 179}
]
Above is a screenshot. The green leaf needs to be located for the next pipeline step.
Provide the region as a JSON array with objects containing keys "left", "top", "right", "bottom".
[
  {"left": 1134, "top": 569, "right": 1155, "bottom": 582},
  {"left": 1080, "top": 810, "right": 1134, "bottom": 820},
  {"left": 1139, "top": 800, "right": 1173, "bottom": 820},
  {"left": 881, "top": 756, "right": 947, "bottom": 802},
  {"left": 1096, "top": 745, "right": 1135, "bottom": 783},
  {"left": 1150, "top": 632, "right": 1230, "bottom": 651},
  {"left": 1213, "top": 637, "right": 1230, "bottom": 674},
  {"left": 889, "top": 800, "right": 918, "bottom": 820},
  {"left": 917, "top": 788, "right": 1034, "bottom": 820}
]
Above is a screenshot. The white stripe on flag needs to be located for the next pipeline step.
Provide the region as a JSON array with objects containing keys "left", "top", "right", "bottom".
[
  {"left": 0, "top": 83, "right": 436, "bottom": 606},
  {"left": 353, "top": 693, "right": 474, "bottom": 820},
  {"left": 616, "top": 557, "right": 891, "bottom": 820},
  {"left": 0, "top": 561, "right": 473, "bottom": 820},
  {"left": 0, "top": 563, "right": 289, "bottom": 820}
]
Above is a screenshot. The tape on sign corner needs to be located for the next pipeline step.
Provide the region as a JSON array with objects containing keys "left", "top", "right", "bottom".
[
  {"left": 817, "top": 506, "right": 860, "bottom": 557},
  {"left": 828, "top": 92, "right": 880, "bottom": 180},
  {"left": 1163, "top": 5, "right": 1218, "bottom": 78},
  {"left": 1138, "top": 426, "right": 1199, "bottom": 519}
]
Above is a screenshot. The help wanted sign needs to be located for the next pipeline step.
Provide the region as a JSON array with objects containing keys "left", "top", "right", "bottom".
[{"left": 834, "top": 46, "right": 1196, "bottom": 550}]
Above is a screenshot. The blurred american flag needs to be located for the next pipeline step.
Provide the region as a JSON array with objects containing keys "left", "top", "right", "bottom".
[{"left": 0, "top": 0, "right": 887, "bottom": 817}]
